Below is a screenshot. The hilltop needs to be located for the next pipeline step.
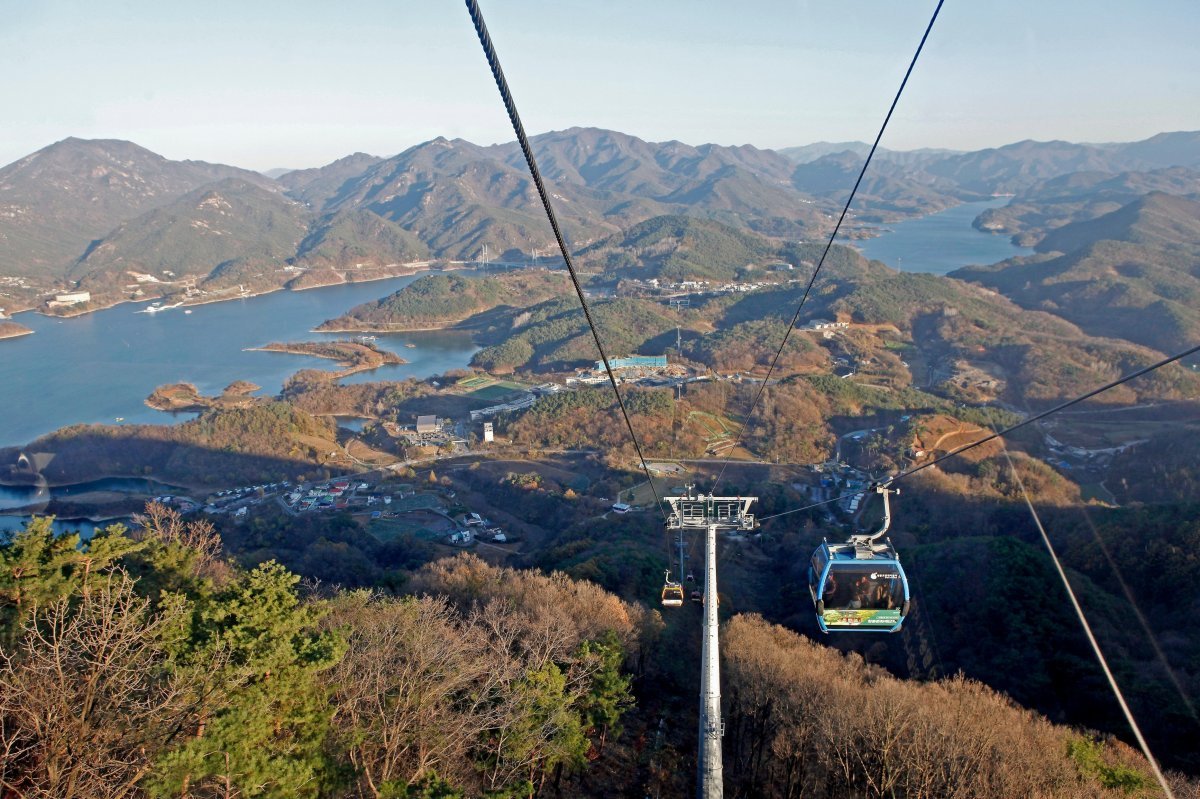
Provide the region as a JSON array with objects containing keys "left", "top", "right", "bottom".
[
  {"left": 579, "top": 214, "right": 778, "bottom": 281},
  {"left": 69, "top": 178, "right": 308, "bottom": 294},
  {"left": 0, "top": 137, "right": 271, "bottom": 279},
  {"left": 318, "top": 269, "right": 569, "bottom": 332},
  {"left": 5, "top": 511, "right": 1191, "bottom": 797}
]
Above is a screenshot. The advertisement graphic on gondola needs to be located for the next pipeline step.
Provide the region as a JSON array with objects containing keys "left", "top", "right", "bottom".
[{"left": 823, "top": 608, "right": 903, "bottom": 628}]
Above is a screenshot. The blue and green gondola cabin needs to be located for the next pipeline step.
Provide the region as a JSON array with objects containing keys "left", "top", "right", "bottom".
[{"left": 808, "top": 540, "right": 910, "bottom": 633}]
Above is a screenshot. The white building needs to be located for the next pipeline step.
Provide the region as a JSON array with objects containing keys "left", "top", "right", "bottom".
[{"left": 48, "top": 291, "right": 91, "bottom": 308}]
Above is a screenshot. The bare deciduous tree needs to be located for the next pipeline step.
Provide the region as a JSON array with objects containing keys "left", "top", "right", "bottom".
[{"left": 0, "top": 572, "right": 209, "bottom": 799}]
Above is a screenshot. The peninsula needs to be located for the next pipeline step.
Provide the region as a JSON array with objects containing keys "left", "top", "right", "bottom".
[
  {"left": 0, "top": 320, "right": 33, "bottom": 340},
  {"left": 248, "top": 340, "right": 405, "bottom": 379}
]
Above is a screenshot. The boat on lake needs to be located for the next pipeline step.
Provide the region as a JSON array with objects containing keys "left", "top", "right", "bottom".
[{"left": 141, "top": 301, "right": 183, "bottom": 314}]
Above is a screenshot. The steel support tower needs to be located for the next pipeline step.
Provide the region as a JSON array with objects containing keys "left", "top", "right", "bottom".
[{"left": 664, "top": 488, "right": 757, "bottom": 799}]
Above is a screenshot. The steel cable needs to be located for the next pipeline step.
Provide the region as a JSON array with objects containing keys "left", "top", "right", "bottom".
[
  {"left": 465, "top": 0, "right": 667, "bottom": 519},
  {"left": 712, "top": 0, "right": 946, "bottom": 493},
  {"left": 759, "top": 340, "right": 1200, "bottom": 520}
]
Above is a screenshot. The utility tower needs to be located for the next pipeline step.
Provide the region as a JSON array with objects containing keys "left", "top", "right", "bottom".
[{"left": 664, "top": 488, "right": 758, "bottom": 799}]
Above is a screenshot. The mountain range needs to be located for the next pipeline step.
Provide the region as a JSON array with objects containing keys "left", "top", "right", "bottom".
[
  {"left": 2, "top": 127, "right": 1200, "bottom": 321},
  {"left": 0, "top": 138, "right": 270, "bottom": 278},
  {"left": 952, "top": 192, "right": 1200, "bottom": 353}
]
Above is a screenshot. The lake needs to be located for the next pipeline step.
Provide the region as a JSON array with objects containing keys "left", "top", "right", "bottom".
[
  {"left": 0, "top": 514, "right": 113, "bottom": 540},
  {"left": 852, "top": 198, "right": 1031, "bottom": 274},
  {"left": 0, "top": 274, "right": 480, "bottom": 448},
  {"left": 0, "top": 476, "right": 189, "bottom": 539}
]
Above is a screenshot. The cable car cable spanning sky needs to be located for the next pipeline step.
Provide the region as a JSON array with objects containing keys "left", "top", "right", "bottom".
[
  {"left": 462, "top": 0, "right": 1192, "bottom": 790},
  {"left": 710, "top": 0, "right": 946, "bottom": 496},
  {"left": 464, "top": 0, "right": 667, "bottom": 523}
]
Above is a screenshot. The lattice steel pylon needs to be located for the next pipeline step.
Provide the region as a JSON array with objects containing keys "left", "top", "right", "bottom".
[{"left": 665, "top": 487, "right": 758, "bottom": 799}]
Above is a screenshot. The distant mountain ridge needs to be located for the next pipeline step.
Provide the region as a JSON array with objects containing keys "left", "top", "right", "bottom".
[
  {"left": 289, "top": 128, "right": 830, "bottom": 257},
  {"left": 952, "top": 193, "right": 1200, "bottom": 353},
  {"left": 0, "top": 137, "right": 270, "bottom": 277},
  {"left": 3, "top": 128, "right": 1200, "bottom": 319},
  {"left": 69, "top": 178, "right": 309, "bottom": 292},
  {"left": 974, "top": 166, "right": 1200, "bottom": 245},
  {"left": 791, "top": 132, "right": 1200, "bottom": 213}
]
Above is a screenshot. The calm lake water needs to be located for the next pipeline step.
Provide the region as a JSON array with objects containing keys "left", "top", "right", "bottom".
[
  {"left": 853, "top": 198, "right": 1031, "bottom": 274},
  {"left": 0, "top": 273, "right": 480, "bottom": 448},
  {"left": 0, "top": 477, "right": 189, "bottom": 510},
  {"left": 0, "top": 514, "right": 112, "bottom": 540}
]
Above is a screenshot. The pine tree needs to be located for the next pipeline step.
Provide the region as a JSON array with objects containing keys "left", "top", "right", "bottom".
[{"left": 148, "top": 561, "right": 345, "bottom": 798}]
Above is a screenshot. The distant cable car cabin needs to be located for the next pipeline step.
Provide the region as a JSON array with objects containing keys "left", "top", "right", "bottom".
[
  {"left": 661, "top": 570, "right": 684, "bottom": 607},
  {"left": 808, "top": 485, "right": 910, "bottom": 633}
]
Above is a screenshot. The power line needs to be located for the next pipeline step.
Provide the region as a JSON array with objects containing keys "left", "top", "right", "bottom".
[
  {"left": 712, "top": 0, "right": 946, "bottom": 493},
  {"left": 885, "top": 341, "right": 1200, "bottom": 486},
  {"left": 464, "top": 0, "right": 666, "bottom": 520},
  {"left": 759, "top": 339, "right": 1200, "bottom": 521},
  {"left": 1019, "top": 397, "right": 1200, "bottom": 723},
  {"left": 994, "top": 434, "right": 1176, "bottom": 799}
]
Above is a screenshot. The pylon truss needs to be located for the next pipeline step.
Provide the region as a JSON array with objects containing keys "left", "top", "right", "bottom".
[{"left": 664, "top": 489, "right": 757, "bottom": 532}]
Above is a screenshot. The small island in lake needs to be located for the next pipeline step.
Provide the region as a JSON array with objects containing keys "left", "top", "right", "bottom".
[
  {"left": 248, "top": 340, "right": 405, "bottom": 379},
  {"left": 146, "top": 380, "right": 262, "bottom": 412},
  {"left": 0, "top": 320, "right": 34, "bottom": 340}
]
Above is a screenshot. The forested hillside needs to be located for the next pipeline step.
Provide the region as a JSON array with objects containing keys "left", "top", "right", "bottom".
[
  {"left": 320, "top": 271, "right": 568, "bottom": 332},
  {"left": 2, "top": 507, "right": 1193, "bottom": 798},
  {"left": 954, "top": 193, "right": 1200, "bottom": 353}
]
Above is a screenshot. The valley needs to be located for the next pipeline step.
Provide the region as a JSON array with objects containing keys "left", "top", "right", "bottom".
[{"left": 3, "top": 125, "right": 1200, "bottom": 795}]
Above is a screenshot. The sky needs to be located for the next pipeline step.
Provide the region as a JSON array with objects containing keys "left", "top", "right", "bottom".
[{"left": 1, "top": 0, "right": 1197, "bottom": 172}]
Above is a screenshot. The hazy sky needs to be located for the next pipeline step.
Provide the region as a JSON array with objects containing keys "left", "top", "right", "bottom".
[{"left": 1, "top": 0, "right": 1197, "bottom": 171}]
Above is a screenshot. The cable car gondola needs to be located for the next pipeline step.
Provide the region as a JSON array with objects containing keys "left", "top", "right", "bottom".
[
  {"left": 661, "top": 570, "right": 684, "bottom": 607},
  {"left": 808, "top": 485, "right": 910, "bottom": 633}
]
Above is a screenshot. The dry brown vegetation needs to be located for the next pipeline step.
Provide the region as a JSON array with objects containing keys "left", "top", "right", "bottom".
[
  {"left": 722, "top": 613, "right": 1185, "bottom": 799},
  {"left": 3, "top": 506, "right": 1197, "bottom": 797},
  {"left": 252, "top": 340, "right": 405, "bottom": 380}
]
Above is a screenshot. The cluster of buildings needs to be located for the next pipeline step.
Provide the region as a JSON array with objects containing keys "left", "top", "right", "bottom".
[
  {"left": 801, "top": 460, "right": 873, "bottom": 515},
  {"left": 467, "top": 382, "right": 566, "bottom": 421},
  {"left": 286, "top": 480, "right": 382, "bottom": 513},
  {"left": 469, "top": 393, "right": 537, "bottom": 421},
  {"left": 641, "top": 278, "right": 770, "bottom": 295},
  {"left": 567, "top": 354, "right": 680, "bottom": 387},
  {"left": 801, "top": 318, "right": 849, "bottom": 332},
  {"left": 449, "top": 512, "right": 507, "bottom": 545}
]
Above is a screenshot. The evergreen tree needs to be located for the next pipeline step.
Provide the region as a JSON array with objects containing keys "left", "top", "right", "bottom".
[{"left": 148, "top": 562, "right": 344, "bottom": 798}]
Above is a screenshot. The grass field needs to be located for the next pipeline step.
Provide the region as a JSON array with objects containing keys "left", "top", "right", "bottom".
[
  {"left": 687, "top": 411, "right": 736, "bottom": 443},
  {"left": 455, "top": 375, "right": 528, "bottom": 401},
  {"left": 389, "top": 493, "right": 444, "bottom": 512},
  {"left": 368, "top": 517, "right": 443, "bottom": 543},
  {"left": 468, "top": 384, "right": 524, "bottom": 401},
  {"left": 456, "top": 375, "right": 494, "bottom": 389}
]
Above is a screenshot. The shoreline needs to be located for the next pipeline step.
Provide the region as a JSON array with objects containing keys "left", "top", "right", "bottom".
[
  {"left": 246, "top": 341, "right": 407, "bottom": 378},
  {"left": 0, "top": 509, "right": 132, "bottom": 525},
  {"left": 0, "top": 321, "right": 34, "bottom": 340},
  {"left": 12, "top": 260, "right": 447, "bottom": 323},
  {"left": 314, "top": 320, "right": 473, "bottom": 334},
  {"left": 0, "top": 472, "right": 201, "bottom": 492}
]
